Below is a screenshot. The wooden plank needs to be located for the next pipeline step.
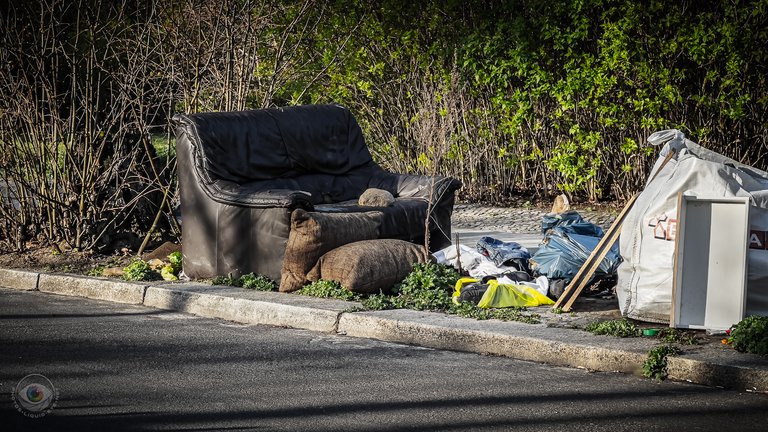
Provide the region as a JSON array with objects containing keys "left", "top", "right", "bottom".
[
  {"left": 552, "top": 197, "right": 631, "bottom": 309},
  {"left": 561, "top": 223, "right": 624, "bottom": 311},
  {"left": 669, "top": 192, "right": 684, "bottom": 328},
  {"left": 553, "top": 148, "right": 677, "bottom": 311},
  {"left": 556, "top": 193, "right": 637, "bottom": 311}
]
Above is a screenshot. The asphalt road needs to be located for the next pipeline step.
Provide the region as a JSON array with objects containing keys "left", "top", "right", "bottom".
[{"left": 1, "top": 288, "right": 767, "bottom": 431}]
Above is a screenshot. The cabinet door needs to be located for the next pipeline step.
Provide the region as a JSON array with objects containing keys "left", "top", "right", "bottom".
[{"left": 672, "top": 194, "right": 749, "bottom": 332}]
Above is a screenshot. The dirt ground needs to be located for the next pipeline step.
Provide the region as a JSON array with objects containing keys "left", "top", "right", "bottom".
[{"left": 0, "top": 242, "right": 180, "bottom": 276}]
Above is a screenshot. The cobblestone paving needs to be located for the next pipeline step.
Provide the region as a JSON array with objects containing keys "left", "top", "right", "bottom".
[{"left": 452, "top": 203, "right": 618, "bottom": 234}]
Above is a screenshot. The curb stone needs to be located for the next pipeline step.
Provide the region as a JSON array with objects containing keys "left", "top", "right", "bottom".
[
  {"left": 667, "top": 356, "right": 768, "bottom": 392},
  {"left": 37, "top": 273, "right": 147, "bottom": 304},
  {"left": 143, "top": 286, "right": 238, "bottom": 321},
  {"left": 337, "top": 310, "right": 648, "bottom": 374},
  {"left": 1, "top": 269, "right": 767, "bottom": 393},
  {"left": 338, "top": 310, "right": 768, "bottom": 392},
  {"left": 0, "top": 268, "right": 39, "bottom": 291},
  {"left": 144, "top": 285, "right": 346, "bottom": 333}
]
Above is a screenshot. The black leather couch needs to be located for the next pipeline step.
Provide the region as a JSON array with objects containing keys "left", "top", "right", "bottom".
[{"left": 173, "top": 104, "right": 462, "bottom": 281}]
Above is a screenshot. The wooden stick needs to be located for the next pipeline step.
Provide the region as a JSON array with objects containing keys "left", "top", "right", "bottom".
[
  {"left": 553, "top": 148, "right": 678, "bottom": 311},
  {"left": 454, "top": 233, "right": 462, "bottom": 275},
  {"left": 553, "top": 193, "right": 637, "bottom": 310},
  {"left": 669, "top": 192, "right": 685, "bottom": 328},
  {"left": 561, "top": 212, "right": 629, "bottom": 311}
]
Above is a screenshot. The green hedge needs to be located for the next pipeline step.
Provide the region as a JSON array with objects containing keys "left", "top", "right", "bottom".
[{"left": 306, "top": 0, "right": 768, "bottom": 201}]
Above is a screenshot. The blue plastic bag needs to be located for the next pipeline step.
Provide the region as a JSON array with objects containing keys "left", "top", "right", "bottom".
[{"left": 531, "top": 214, "right": 621, "bottom": 281}]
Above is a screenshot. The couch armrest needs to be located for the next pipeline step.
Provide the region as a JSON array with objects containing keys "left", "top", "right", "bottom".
[
  {"left": 369, "top": 171, "right": 461, "bottom": 251},
  {"left": 369, "top": 172, "right": 462, "bottom": 203},
  {"left": 206, "top": 180, "right": 313, "bottom": 209}
]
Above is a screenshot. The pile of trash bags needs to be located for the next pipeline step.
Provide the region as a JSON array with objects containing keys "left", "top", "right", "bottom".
[
  {"left": 434, "top": 210, "right": 622, "bottom": 308},
  {"left": 531, "top": 211, "right": 621, "bottom": 298}
]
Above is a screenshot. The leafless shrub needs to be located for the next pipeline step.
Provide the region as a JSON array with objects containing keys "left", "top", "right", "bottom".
[{"left": 0, "top": 0, "right": 171, "bottom": 252}]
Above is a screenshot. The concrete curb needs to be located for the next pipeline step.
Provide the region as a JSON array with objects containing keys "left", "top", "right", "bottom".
[
  {"left": 2, "top": 269, "right": 767, "bottom": 393},
  {"left": 0, "top": 268, "right": 39, "bottom": 291},
  {"left": 668, "top": 355, "right": 768, "bottom": 391},
  {"left": 38, "top": 273, "right": 146, "bottom": 304},
  {"left": 337, "top": 311, "right": 648, "bottom": 374},
  {"left": 144, "top": 286, "right": 345, "bottom": 333},
  {"left": 338, "top": 310, "right": 768, "bottom": 392}
]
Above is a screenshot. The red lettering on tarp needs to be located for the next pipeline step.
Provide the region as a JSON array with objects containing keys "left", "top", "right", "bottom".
[
  {"left": 648, "top": 214, "right": 676, "bottom": 242},
  {"left": 667, "top": 219, "right": 677, "bottom": 241},
  {"left": 750, "top": 230, "right": 766, "bottom": 250}
]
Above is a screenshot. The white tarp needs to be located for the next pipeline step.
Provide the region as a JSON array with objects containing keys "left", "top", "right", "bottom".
[{"left": 617, "top": 129, "right": 768, "bottom": 323}]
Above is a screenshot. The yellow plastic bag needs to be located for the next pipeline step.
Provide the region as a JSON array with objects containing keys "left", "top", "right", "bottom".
[
  {"left": 453, "top": 278, "right": 554, "bottom": 308},
  {"left": 452, "top": 277, "right": 481, "bottom": 304}
]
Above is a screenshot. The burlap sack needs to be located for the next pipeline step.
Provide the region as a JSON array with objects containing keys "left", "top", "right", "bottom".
[
  {"left": 279, "top": 209, "right": 382, "bottom": 292},
  {"left": 307, "top": 239, "right": 428, "bottom": 294}
]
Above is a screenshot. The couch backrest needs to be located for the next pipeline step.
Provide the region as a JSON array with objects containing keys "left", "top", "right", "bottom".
[{"left": 175, "top": 104, "right": 375, "bottom": 184}]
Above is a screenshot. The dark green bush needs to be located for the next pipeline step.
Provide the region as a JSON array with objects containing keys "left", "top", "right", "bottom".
[
  {"left": 659, "top": 328, "right": 701, "bottom": 346},
  {"left": 643, "top": 345, "right": 682, "bottom": 380},
  {"left": 359, "top": 261, "right": 458, "bottom": 312},
  {"left": 122, "top": 260, "right": 155, "bottom": 282},
  {"left": 729, "top": 316, "right": 768, "bottom": 356},
  {"left": 240, "top": 273, "right": 276, "bottom": 291},
  {"left": 585, "top": 319, "right": 641, "bottom": 338},
  {"left": 211, "top": 274, "right": 240, "bottom": 287},
  {"left": 450, "top": 302, "right": 540, "bottom": 324},
  {"left": 390, "top": 262, "right": 460, "bottom": 311},
  {"left": 211, "top": 273, "right": 276, "bottom": 291},
  {"left": 297, "top": 280, "right": 359, "bottom": 301}
]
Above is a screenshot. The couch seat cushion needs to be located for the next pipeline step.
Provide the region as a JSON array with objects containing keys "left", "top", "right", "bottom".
[{"left": 314, "top": 197, "right": 428, "bottom": 242}]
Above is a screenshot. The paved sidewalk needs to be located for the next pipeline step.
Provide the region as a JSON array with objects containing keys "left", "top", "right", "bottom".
[
  {"left": 451, "top": 202, "right": 618, "bottom": 248},
  {"left": 1, "top": 266, "right": 766, "bottom": 393},
  {"left": 452, "top": 203, "right": 618, "bottom": 234}
]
